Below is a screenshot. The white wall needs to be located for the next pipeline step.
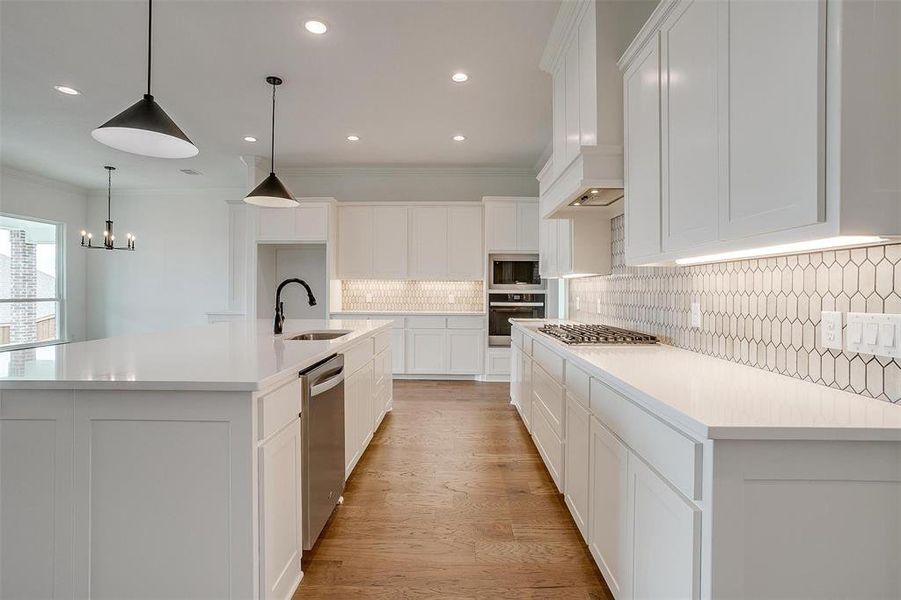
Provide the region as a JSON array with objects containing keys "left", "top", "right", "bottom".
[
  {"left": 256, "top": 244, "right": 328, "bottom": 320},
  {"left": 276, "top": 166, "right": 538, "bottom": 203},
  {"left": 0, "top": 167, "right": 89, "bottom": 341},
  {"left": 85, "top": 187, "right": 240, "bottom": 339}
]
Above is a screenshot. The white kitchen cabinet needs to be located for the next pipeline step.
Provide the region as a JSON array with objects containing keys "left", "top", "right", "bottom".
[
  {"left": 447, "top": 205, "right": 483, "bottom": 279},
  {"left": 405, "top": 329, "right": 447, "bottom": 374},
  {"left": 446, "top": 329, "right": 483, "bottom": 374},
  {"left": 589, "top": 416, "right": 631, "bottom": 600},
  {"left": 722, "top": 0, "right": 824, "bottom": 240},
  {"left": 515, "top": 202, "right": 539, "bottom": 253},
  {"left": 564, "top": 393, "right": 590, "bottom": 541},
  {"left": 660, "top": 0, "right": 719, "bottom": 252},
  {"left": 372, "top": 348, "right": 392, "bottom": 429},
  {"left": 628, "top": 454, "right": 701, "bottom": 600},
  {"left": 510, "top": 343, "right": 522, "bottom": 409},
  {"left": 484, "top": 198, "right": 538, "bottom": 253},
  {"left": 337, "top": 205, "right": 373, "bottom": 278},
  {"left": 390, "top": 329, "right": 405, "bottom": 374},
  {"left": 486, "top": 202, "right": 518, "bottom": 252},
  {"left": 258, "top": 205, "right": 330, "bottom": 243},
  {"left": 539, "top": 219, "right": 559, "bottom": 278},
  {"left": 623, "top": 34, "right": 662, "bottom": 264},
  {"left": 372, "top": 206, "right": 408, "bottom": 278},
  {"left": 408, "top": 206, "right": 448, "bottom": 279},
  {"left": 344, "top": 362, "right": 373, "bottom": 477},
  {"left": 520, "top": 350, "right": 532, "bottom": 431},
  {"left": 258, "top": 417, "right": 303, "bottom": 600}
]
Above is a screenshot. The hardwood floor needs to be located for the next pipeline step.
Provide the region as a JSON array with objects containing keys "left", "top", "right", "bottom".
[{"left": 297, "top": 380, "right": 612, "bottom": 599}]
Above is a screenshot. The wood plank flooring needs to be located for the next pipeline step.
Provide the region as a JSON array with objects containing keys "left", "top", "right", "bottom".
[{"left": 296, "top": 380, "right": 612, "bottom": 599}]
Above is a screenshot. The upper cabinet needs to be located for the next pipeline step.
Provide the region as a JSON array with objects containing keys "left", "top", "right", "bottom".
[
  {"left": 257, "top": 202, "right": 332, "bottom": 243},
  {"left": 484, "top": 197, "right": 539, "bottom": 253},
  {"left": 337, "top": 203, "right": 483, "bottom": 280},
  {"left": 620, "top": 0, "right": 901, "bottom": 266}
]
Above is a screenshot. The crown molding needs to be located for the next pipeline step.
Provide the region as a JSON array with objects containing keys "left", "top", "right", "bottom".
[
  {"left": 540, "top": 0, "right": 593, "bottom": 74},
  {"left": 278, "top": 165, "right": 537, "bottom": 177},
  {"left": 87, "top": 186, "right": 245, "bottom": 199}
]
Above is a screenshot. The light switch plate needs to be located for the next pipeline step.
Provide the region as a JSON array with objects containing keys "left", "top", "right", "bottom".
[
  {"left": 690, "top": 302, "right": 701, "bottom": 329},
  {"left": 820, "top": 311, "right": 843, "bottom": 350},
  {"left": 596, "top": 298, "right": 602, "bottom": 314},
  {"left": 845, "top": 312, "right": 901, "bottom": 358},
  {"left": 575, "top": 296, "right": 581, "bottom": 310}
]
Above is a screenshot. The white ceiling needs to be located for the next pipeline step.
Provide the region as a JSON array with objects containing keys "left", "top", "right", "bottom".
[{"left": 0, "top": 0, "right": 558, "bottom": 191}]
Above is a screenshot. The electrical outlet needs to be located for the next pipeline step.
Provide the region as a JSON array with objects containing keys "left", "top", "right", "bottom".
[
  {"left": 596, "top": 298, "right": 602, "bottom": 314},
  {"left": 448, "top": 294, "right": 456, "bottom": 304},
  {"left": 365, "top": 293, "right": 372, "bottom": 303},
  {"left": 576, "top": 296, "right": 581, "bottom": 310},
  {"left": 690, "top": 301, "right": 701, "bottom": 328},
  {"left": 820, "top": 311, "right": 843, "bottom": 350}
]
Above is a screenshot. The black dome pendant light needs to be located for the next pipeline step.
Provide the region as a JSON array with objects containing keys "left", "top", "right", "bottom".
[
  {"left": 244, "top": 76, "right": 298, "bottom": 207},
  {"left": 91, "top": 0, "right": 198, "bottom": 159}
]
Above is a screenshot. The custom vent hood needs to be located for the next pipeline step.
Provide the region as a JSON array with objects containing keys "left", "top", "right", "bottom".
[{"left": 537, "top": 0, "right": 656, "bottom": 219}]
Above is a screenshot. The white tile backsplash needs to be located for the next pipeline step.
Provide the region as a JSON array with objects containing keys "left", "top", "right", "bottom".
[{"left": 341, "top": 280, "right": 483, "bottom": 313}]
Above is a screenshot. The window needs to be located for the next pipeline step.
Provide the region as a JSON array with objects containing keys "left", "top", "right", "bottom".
[{"left": 0, "top": 214, "right": 65, "bottom": 350}]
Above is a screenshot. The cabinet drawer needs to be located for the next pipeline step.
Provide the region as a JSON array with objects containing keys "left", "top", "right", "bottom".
[
  {"left": 533, "top": 340, "right": 564, "bottom": 383},
  {"left": 565, "top": 361, "right": 590, "bottom": 407},
  {"left": 406, "top": 316, "right": 447, "bottom": 329},
  {"left": 532, "top": 399, "right": 564, "bottom": 491},
  {"left": 374, "top": 329, "right": 391, "bottom": 353},
  {"left": 532, "top": 362, "right": 564, "bottom": 437},
  {"left": 487, "top": 348, "right": 511, "bottom": 375},
  {"left": 447, "top": 316, "right": 484, "bottom": 329},
  {"left": 258, "top": 379, "right": 301, "bottom": 441},
  {"left": 590, "top": 378, "right": 701, "bottom": 500},
  {"left": 343, "top": 338, "right": 374, "bottom": 375}
]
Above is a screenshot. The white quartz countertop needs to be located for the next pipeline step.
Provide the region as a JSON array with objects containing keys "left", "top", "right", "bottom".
[
  {"left": 0, "top": 319, "right": 392, "bottom": 392},
  {"left": 513, "top": 321, "right": 901, "bottom": 441}
]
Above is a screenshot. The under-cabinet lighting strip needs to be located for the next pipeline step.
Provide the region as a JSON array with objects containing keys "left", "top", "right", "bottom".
[{"left": 674, "top": 236, "right": 888, "bottom": 266}]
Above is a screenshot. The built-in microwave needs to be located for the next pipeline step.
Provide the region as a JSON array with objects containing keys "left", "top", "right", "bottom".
[{"left": 489, "top": 254, "right": 543, "bottom": 290}]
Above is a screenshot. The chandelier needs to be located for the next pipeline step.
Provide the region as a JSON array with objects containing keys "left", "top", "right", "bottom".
[{"left": 81, "top": 166, "right": 135, "bottom": 251}]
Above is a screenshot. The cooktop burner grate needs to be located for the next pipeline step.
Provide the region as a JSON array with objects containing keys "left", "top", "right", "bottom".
[{"left": 538, "top": 323, "right": 658, "bottom": 345}]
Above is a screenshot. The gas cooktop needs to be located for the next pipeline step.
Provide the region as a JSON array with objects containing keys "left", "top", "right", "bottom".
[{"left": 538, "top": 323, "right": 658, "bottom": 345}]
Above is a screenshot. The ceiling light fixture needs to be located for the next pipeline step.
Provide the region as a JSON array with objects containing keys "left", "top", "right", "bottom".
[
  {"left": 81, "top": 166, "right": 136, "bottom": 251},
  {"left": 304, "top": 20, "right": 327, "bottom": 34},
  {"left": 346, "top": 135, "right": 360, "bottom": 142},
  {"left": 453, "top": 135, "right": 466, "bottom": 142},
  {"left": 54, "top": 85, "right": 80, "bottom": 96},
  {"left": 91, "top": 0, "right": 198, "bottom": 159},
  {"left": 244, "top": 76, "right": 297, "bottom": 208},
  {"left": 451, "top": 72, "right": 469, "bottom": 83},
  {"left": 243, "top": 136, "right": 257, "bottom": 143}
]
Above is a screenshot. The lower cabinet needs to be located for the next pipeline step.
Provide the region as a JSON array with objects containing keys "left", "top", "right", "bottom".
[
  {"left": 589, "top": 417, "right": 631, "bottom": 600},
  {"left": 344, "top": 361, "right": 373, "bottom": 477},
  {"left": 521, "top": 351, "right": 532, "bottom": 430},
  {"left": 390, "top": 329, "right": 405, "bottom": 374},
  {"left": 405, "top": 328, "right": 483, "bottom": 375},
  {"left": 372, "top": 347, "right": 393, "bottom": 428},
  {"left": 628, "top": 454, "right": 701, "bottom": 600},
  {"left": 258, "top": 417, "right": 303, "bottom": 600},
  {"left": 564, "top": 394, "right": 590, "bottom": 540},
  {"left": 531, "top": 399, "right": 564, "bottom": 491},
  {"left": 405, "top": 329, "right": 447, "bottom": 374},
  {"left": 447, "top": 330, "right": 484, "bottom": 374}
]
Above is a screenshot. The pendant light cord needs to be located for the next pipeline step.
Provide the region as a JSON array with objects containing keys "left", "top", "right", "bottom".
[
  {"left": 270, "top": 83, "right": 276, "bottom": 174},
  {"left": 146, "top": 0, "right": 152, "bottom": 96}
]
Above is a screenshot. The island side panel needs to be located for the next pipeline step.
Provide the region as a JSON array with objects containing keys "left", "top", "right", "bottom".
[
  {"left": 710, "top": 439, "right": 901, "bottom": 600},
  {"left": 0, "top": 390, "right": 76, "bottom": 599}
]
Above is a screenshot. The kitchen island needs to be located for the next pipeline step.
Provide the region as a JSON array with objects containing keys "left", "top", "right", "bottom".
[
  {"left": 0, "top": 318, "right": 394, "bottom": 600},
  {"left": 510, "top": 319, "right": 901, "bottom": 600}
]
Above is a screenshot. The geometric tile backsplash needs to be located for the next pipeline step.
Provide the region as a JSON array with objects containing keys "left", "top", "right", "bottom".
[
  {"left": 341, "top": 280, "right": 484, "bottom": 313},
  {"left": 569, "top": 215, "right": 901, "bottom": 403}
]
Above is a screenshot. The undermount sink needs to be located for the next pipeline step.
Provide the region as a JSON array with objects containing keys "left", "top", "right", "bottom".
[{"left": 286, "top": 330, "right": 351, "bottom": 341}]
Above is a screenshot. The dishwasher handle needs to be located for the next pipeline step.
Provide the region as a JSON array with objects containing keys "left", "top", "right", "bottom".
[{"left": 310, "top": 366, "right": 344, "bottom": 396}]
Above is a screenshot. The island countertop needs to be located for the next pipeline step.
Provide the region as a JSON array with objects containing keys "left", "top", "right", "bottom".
[{"left": 0, "top": 319, "right": 392, "bottom": 392}]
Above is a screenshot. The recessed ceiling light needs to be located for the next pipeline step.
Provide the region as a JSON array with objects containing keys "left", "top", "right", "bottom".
[
  {"left": 54, "top": 85, "right": 80, "bottom": 96},
  {"left": 304, "top": 20, "right": 327, "bottom": 34},
  {"left": 243, "top": 136, "right": 257, "bottom": 143},
  {"left": 346, "top": 135, "right": 360, "bottom": 142},
  {"left": 452, "top": 135, "right": 466, "bottom": 142},
  {"left": 451, "top": 72, "right": 469, "bottom": 83}
]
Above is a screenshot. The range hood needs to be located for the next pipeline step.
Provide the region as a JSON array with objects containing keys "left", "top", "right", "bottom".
[{"left": 537, "top": 0, "right": 656, "bottom": 220}]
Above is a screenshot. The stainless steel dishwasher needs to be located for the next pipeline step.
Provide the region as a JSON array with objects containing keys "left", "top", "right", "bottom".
[{"left": 299, "top": 353, "right": 345, "bottom": 550}]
